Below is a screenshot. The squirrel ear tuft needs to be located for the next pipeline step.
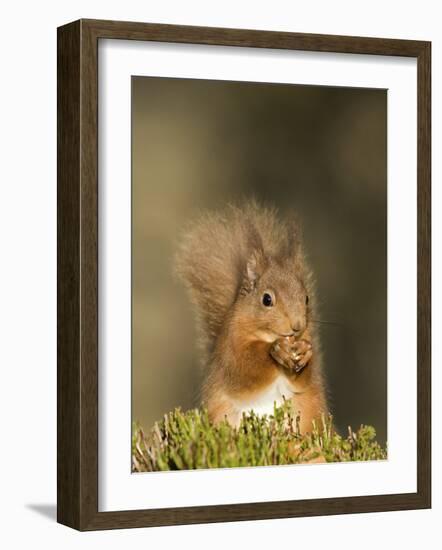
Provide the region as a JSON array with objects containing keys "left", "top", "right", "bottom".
[
  {"left": 286, "top": 220, "right": 303, "bottom": 262},
  {"left": 244, "top": 249, "right": 266, "bottom": 291}
]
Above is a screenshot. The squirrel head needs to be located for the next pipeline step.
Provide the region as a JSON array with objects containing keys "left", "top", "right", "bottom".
[{"left": 234, "top": 246, "right": 310, "bottom": 344}]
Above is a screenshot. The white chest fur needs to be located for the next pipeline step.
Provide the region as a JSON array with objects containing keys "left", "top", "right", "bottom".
[{"left": 234, "top": 375, "right": 296, "bottom": 417}]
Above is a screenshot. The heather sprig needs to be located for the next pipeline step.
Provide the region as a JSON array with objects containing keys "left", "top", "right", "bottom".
[{"left": 132, "top": 400, "right": 386, "bottom": 472}]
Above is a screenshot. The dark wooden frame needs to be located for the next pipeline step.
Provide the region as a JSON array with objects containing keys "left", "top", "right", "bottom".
[{"left": 57, "top": 18, "right": 431, "bottom": 531}]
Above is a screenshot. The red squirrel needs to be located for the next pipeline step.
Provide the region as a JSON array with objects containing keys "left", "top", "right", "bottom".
[{"left": 176, "top": 201, "right": 327, "bottom": 432}]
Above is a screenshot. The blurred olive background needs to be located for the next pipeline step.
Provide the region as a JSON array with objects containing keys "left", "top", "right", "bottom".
[{"left": 132, "top": 76, "right": 387, "bottom": 445}]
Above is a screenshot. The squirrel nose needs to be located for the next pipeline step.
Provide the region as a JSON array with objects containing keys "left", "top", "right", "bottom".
[{"left": 292, "top": 321, "right": 302, "bottom": 334}]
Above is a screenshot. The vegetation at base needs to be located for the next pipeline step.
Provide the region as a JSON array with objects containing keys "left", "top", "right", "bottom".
[{"left": 132, "top": 400, "right": 387, "bottom": 472}]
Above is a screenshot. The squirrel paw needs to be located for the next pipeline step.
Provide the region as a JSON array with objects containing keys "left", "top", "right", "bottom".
[{"left": 270, "top": 337, "right": 313, "bottom": 373}]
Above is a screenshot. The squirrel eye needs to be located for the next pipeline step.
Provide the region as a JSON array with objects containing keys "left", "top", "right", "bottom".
[
  {"left": 305, "top": 295, "right": 309, "bottom": 305},
  {"left": 262, "top": 293, "right": 273, "bottom": 307}
]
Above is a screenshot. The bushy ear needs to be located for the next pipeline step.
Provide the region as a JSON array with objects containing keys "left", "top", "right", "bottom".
[
  {"left": 242, "top": 249, "right": 266, "bottom": 293},
  {"left": 285, "top": 219, "right": 303, "bottom": 265}
]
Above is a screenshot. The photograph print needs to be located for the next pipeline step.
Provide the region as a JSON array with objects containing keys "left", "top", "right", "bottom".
[{"left": 131, "top": 76, "right": 387, "bottom": 472}]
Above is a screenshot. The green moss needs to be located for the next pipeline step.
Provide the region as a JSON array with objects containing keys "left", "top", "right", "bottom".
[{"left": 132, "top": 400, "right": 387, "bottom": 472}]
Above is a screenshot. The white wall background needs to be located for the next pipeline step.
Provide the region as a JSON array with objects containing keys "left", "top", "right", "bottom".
[{"left": 0, "top": 1, "right": 439, "bottom": 548}]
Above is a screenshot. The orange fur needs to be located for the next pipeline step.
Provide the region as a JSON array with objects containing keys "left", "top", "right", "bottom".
[{"left": 175, "top": 201, "right": 328, "bottom": 432}]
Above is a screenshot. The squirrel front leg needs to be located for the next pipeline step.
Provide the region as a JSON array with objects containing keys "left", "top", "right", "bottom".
[
  {"left": 270, "top": 335, "right": 313, "bottom": 373},
  {"left": 271, "top": 333, "right": 328, "bottom": 433}
]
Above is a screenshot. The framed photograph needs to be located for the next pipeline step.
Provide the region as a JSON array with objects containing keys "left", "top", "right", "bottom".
[{"left": 57, "top": 19, "right": 431, "bottom": 530}]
